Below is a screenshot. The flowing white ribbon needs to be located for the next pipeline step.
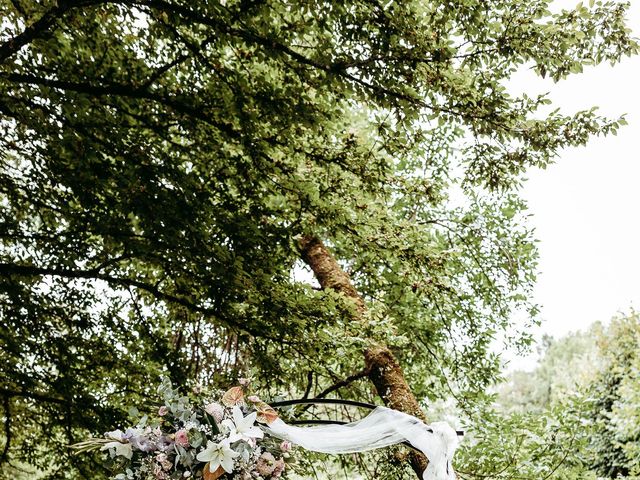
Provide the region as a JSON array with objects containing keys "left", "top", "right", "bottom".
[{"left": 265, "top": 406, "right": 459, "bottom": 480}]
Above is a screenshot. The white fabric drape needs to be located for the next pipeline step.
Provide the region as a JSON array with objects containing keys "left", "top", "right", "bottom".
[{"left": 265, "top": 406, "right": 459, "bottom": 480}]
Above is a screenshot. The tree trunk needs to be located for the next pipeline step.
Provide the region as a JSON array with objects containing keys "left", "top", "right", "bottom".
[{"left": 299, "top": 235, "right": 428, "bottom": 478}]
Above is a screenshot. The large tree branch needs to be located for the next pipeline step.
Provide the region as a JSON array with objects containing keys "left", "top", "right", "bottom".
[
  {"left": 0, "top": 387, "right": 66, "bottom": 405},
  {"left": 0, "top": 396, "right": 11, "bottom": 463},
  {"left": 0, "top": 1, "right": 107, "bottom": 64},
  {"left": 298, "top": 236, "right": 365, "bottom": 315},
  {"left": 0, "top": 262, "right": 262, "bottom": 337},
  {"left": 315, "top": 368, "right": 369, "bottom": 400},
  {"left": 1, "top": 73, "right": 239, "bottom": 138},
  {"left": 298, "top": 235, "right": 429, "bottom": 478}
]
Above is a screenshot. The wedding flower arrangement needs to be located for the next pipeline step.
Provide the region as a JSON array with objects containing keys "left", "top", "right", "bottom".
[{"left": 73, "top": 377, "right": 292, "bottom": 480}]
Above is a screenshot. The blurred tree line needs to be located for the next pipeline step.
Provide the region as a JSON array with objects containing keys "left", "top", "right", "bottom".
[{"left": 491, "top": 311, "right": 640, "bottom": 479}]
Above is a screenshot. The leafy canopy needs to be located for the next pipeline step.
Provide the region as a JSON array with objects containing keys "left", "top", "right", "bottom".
[{"left": 0, "top": 0, "right": 637, "bottom": 478}]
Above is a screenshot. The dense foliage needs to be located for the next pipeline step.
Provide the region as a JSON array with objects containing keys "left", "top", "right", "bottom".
[
  {"left": 587, "top": 313, "right": 640, "bottom": 478},
  {"left": 0, "top": 0, "right": 637, "bottom": 478},
  {"left": 491, "top": 312, "right": 640, "bottom": 479}
]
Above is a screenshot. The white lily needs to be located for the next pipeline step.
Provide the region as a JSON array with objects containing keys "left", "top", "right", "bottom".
[
  {"left": 196, "top": 439, "right": 239, "bottom": 474},
  {"left": 221, "top": 406, "right": 264, "bottom": 443},
  {"left": 101, "top": 430, "right": 133, "bottom": 459}
]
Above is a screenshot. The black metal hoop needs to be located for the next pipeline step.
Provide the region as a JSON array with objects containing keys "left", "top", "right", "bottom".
[{"left": 269, "top": 398, "right": 464, "bottom": 437}]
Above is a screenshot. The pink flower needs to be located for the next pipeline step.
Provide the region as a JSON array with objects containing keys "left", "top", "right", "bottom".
[
  {"left": 247, "top": 395, "right": 261, "bottom": 403},
  {"left": 153, "top": 463, "right": 167, "bottom": 479},
  {"left": 238, "top": 377, "right": 250, "bottom": 386},
  {"left": 279, "top": 440, "right": 292, "bottom": 452},
  {"left": 272, "top": 458, "right": 286, "bottom": 477},
  {"left": 158, "top": 406, "right": 169, "bottom": 416},
  {"left": 256, "top": 452, "right": 276, "bottom": 476},
  {"left": 155, "top": 452, "right": 172, "bottom": 471},
  {"left": 175, "top": 429, "right": 189, "bottom": 447},
  {"left": 204, "top": 402, "right": 224, "bottom": 422}
]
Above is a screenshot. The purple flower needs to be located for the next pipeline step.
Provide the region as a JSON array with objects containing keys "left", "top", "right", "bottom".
[
  {"left": 156, "top": 435, "right": 175, "bottom": 452},
  {"left": 129, "top": 434, "right": 157, "bottom": 453},
  {"left": 122, "top": 428, "right": 157, "bottom": 453}
]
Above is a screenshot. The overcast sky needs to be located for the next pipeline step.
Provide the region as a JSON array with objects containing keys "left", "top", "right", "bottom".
[{"left": 505, "top": 0, "right": 640, "bottom": 368}]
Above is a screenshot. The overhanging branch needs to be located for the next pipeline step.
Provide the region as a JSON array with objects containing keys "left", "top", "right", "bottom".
[
  {"left": 0, "top": 1, "right": 108, "bottom": 64},
  {"left": 0, "top": 262, "right": 257, "bottom": 335}
]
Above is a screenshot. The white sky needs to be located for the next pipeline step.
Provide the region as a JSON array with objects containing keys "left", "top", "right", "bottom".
[{"left": 505, "top": 0, "right": 640, "bottom": 368}]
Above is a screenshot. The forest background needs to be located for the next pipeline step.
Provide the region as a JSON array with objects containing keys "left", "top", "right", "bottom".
[{"left": 1, "top": 0, "right": 639, "bottom": 479}]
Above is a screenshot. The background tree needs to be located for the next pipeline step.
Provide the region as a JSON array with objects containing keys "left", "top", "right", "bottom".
[
  {"left": 587, "top": 312, "right": 640, "bottom": 478},
  {"left": 489, "top": 311, "right": 640, "bottom": 479},
  {"left": 0, "top": 0, "right": 637, "bottom": 478},
  {"left": 496, "top": 330, "right": 600, "bottom": 412}
]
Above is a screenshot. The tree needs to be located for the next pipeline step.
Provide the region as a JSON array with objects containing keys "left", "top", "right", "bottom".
[
  {"left": 587, "top": 312, "right": 640, "bottom": 478},
  {"left": 492, "top": 312, "right": 640, "bottom": 479},
  {"left": 0, "top": 0, "right": 636, "bottom": 478},
  {"left": 496, "top": 329, "right": 600, "bottom": 412}
]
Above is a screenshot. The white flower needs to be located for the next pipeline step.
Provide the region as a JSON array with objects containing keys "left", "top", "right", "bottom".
[
  {"left": 196, "top": 439, "right": 239, "bottom": 474},
  {"left": 101, "top": 430, "right": 133, "bottom": 459},
  {"left": 204, "top": 402, "right": 225, "bottom": 422},
  {"left": 221, "top": 406, "right": 264, "bottom": 443},
  {"left": 184, "top": 421, "right": 199, "bottom": 431}
]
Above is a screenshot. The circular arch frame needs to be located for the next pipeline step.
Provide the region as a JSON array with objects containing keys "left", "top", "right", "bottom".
[{"left": 270, "top": 398, "right": 464, "bottom": 436}]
